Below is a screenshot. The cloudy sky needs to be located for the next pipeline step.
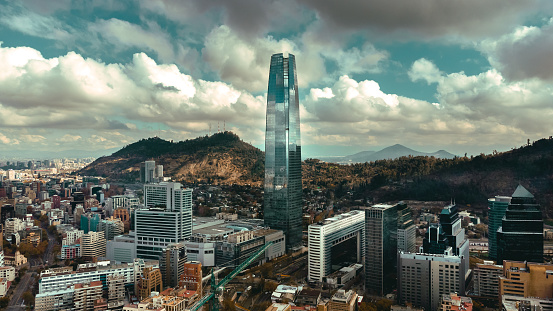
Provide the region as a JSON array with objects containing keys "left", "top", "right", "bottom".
[{"left": 1, "top": 0, "right": 553, "bottom": 158}]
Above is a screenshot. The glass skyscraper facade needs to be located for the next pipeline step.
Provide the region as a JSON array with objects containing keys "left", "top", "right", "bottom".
[
  {"left": 487, "top": 195, "right": 511, "bottom": 260},
  {"left": 264, "top": 53, "right": 302, "bottom": 250},
  {"left": 497, "top": 185, "right": 543, "bottom": 263}
]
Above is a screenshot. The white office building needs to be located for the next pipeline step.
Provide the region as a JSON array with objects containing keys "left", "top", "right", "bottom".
[
  {"left": 135, "top": 182, "right": 193, "bottom": 260},
  {"left": 308, "top": 210, "right": 365, "bottom": 282},
  {"left": 107, "top": 234, "right": 137, "bottom": 263},
  {"left": 38, "top": 259, "right": 157, "bottom": 294}
]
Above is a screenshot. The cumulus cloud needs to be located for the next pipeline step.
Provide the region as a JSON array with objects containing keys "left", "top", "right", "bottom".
[
  {"left": 480, "top": 19, "right": 553, "bottom": 82},
  {"left": 0, "top": 44, "right": 268, "bottom": 149},
  {"left": 298, "top": 0, "right": 551, "bottom": 40},
  {"left": 202, "top": 25, "right": 387, "bottom": 92},
  {"left": 300, "top": 63, "right": 553, "bottom": 149},
  {"left": 408, "top": 58, "right": 443, "bottom": 84}
]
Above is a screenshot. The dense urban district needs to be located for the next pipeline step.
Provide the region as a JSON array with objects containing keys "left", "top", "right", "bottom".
[
  {"left": 1, "top": 53, "right": 553, "bottom": 311},
  {"left": 1, "top": 134, "right": 553, "bottom": 311}
]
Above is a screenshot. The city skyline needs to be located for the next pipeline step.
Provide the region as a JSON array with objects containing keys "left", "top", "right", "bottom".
[{"left": 1, "top": 1, "right": 553, "bottom": 158}]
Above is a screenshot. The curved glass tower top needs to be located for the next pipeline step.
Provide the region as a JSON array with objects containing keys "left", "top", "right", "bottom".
[{"left": 264, "top": 53, "right": 302, "bottom": 250}]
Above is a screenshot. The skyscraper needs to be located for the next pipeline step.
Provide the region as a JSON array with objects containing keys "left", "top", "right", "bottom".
[
  {"left": 264, "top": 53, "right": 302, "bottom": 251},
  {"left": 497, "top": 185, "right": 543, "bottom": 263},
  {"left": 135, "top": 182, "right": 193, "bottom": 260},
  {"left": 488, "top": 195, "right": 511, "bottom": 260}
]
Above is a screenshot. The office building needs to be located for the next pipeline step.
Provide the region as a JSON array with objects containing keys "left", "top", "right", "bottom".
[
  {"left": 308, "top": 210, "right": 365, "bottom": 282},
  {"left": 488, "top": 195, "right": 511, "bottom": 260},
  {"left": 497, "top": 185, "right": 543, "bottom": 263},
  {"left": 365, "top": 203, "right": 416, "bottom": 295},
  {"left": 398, "top": 252, "right": 466, "bottom": 311},
  {"left": 106, "top": 234, "right": 137, "bottom": 263},
  {"left": 140, "top": 160, "right": 156, "bottom": 183},
  {"left": 422, "top": 204, "right": 470, "bottom": 273},
  {"left": 215, "top": 229, "right": 285, "bottom": 267},
  {"left": 135, "top": 182, "right": 192, "bottom": 260},
  {"left": 440, "top": 293, "right": 472, "bottom": 311},
  {"left": 500, "top": 261, "right": 553, "bottom": 299},
  {"left": 81, "top": 231, "right": 106, "bottom": 258},
  {"left": 160, "top": 243, "right": 187, "bottom": 288},
  {"left": 473, "top": 261, "right": 503, "bottom": 298},
  {"left": 328, "top": 289, "right": 358, "bottom": 311},
  {"left": 397, "top": 203, "right": 417, "bottom": 253},
  {"left": 80, "top": 213, "right": 100, "bottom": 234},
  {"left": 264, "top": 53, "right": 302, "bottom": 251}
]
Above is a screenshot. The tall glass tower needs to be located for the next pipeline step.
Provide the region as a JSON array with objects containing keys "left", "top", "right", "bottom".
[{"left": 264, "top": 53, "right": 302, "bottom": 251}]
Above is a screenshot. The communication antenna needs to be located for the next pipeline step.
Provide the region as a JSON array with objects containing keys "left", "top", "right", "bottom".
[
  {"left": 218, "top": 122, "right": 220, "bottom": 133},
  {"left": 224, "top": 120, "right": 226, "bottom": 132},
  {"left": 209, "top": 124, "right": 211, "bottom": 136}
]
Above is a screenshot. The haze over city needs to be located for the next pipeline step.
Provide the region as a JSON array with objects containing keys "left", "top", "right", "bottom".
[{"left": 1, "top": 0, "right": 553, "bottom": 158}]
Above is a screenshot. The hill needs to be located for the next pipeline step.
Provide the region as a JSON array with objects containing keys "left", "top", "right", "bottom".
[
  {"left": 304, "top": 137, "right": 553, "bottom": 215},
  {"left": 319, "top": 144, "right": 456, "bottom": 163},
  {"left": 78, "top": 132, "right": 264, "bottom": 185}
]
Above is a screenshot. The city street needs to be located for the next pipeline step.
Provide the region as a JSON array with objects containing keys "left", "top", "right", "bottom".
[{"left": 7, "top": 272, "right": 33, "bottom": 310}]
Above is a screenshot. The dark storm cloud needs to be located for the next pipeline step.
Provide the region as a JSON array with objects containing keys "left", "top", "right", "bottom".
[{"left": 298, "top": 0, "right": 549, "bottom": 39}]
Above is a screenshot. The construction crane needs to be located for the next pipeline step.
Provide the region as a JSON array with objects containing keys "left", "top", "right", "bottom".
[{"left": 190, "top": 242, "right": 273, "bottom": 311}]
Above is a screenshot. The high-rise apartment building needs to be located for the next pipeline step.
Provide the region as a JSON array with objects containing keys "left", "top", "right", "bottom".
[
  {"left": 160, "top": 243, "right": 186, "bottom": 288},
  {"left": 488, "top": 195, "right": 511, "bottom": 260},
  {"left": 473, "top": 261, "right": 503, "bottom": 298},
  {"left": 264, "top": 53, "right": 302, "bottom": 251},
  {"left": 135, "top": 182, "right": 192, "bottom": 260},
  {"left": 81, "top": 231, "right": 106, "bottom": 258},
  {"left": 97, "top": 217, "right": 124, "bottom": 240},
  {"left": 497, "top": 185, "right": 543, "bottom": 263}
]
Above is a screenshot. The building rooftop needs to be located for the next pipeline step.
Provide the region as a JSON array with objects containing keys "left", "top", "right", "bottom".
[{"left": 512, "top": 184, "right": 534, "bottom": 198}]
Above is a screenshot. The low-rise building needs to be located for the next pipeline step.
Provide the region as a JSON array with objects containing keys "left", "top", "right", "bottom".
[
  {"left": 296, "top": 288, "right": 321, "bottom": 306},
  {"left": 0, "top": 278, "right": 8, "bottom": 298},
  {"left": 440, "top": 293, "right": 472, "bottom": 311},
  {"left": 502, "top": 295, "right": 553, "bottom": 311},
  {"left": 35, "top": 287, "right": 75, "bottom": 311},
  {"left": 328, "top": 290, "right": 358, "bottom": 311},
  {"left": 0, "top": 266, "right": 16, "bottom": 282},
  {"left": 500, "top": 261, "right": 553, "bottom": 299}
]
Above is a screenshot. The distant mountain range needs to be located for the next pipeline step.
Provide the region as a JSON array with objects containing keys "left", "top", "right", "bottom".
[{"left": 318, "top": 144, "right": 456, "bottom": 163}]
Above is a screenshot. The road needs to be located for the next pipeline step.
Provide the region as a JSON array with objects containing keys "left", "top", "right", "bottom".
[
  {"left": 43, "top": 229, "right": 57, "bottom": 265},
  {"left": 7, "top": 272, "right": 33, "bottom": 310}
]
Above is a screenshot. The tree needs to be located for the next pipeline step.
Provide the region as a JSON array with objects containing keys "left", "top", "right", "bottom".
[
  {"left": 0, "top": 297, "right": 10, "bottom": 308},
  {"left": 23, "top": 291, "right": 35, "bottom": 306}
]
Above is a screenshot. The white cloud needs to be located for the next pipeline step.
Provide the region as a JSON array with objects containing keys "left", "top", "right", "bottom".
[
  {"left": 89, "top": 18, "right": 175, "bottom": 63},
  {"left": 202, "top": 25, "right": 388, "bottom": 92},
  {"left": 408, "top": 58, "right": 443, "bottom": 84}
]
